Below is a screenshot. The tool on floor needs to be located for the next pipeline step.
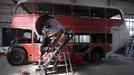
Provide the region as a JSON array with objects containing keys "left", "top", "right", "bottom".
[{"left": 19, "top": 69, "right": 30, "bottom": 75}]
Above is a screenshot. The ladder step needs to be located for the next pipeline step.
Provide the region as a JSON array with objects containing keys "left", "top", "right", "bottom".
[
  {"left": 57, "top": 64, "right": 68, "bottom": 67},
  {"left": 47, "top": 70, "right": 57, "bottom": 74},
  {"left": 47, "top": 65, "right": 54, "bottom": 68},
  {"left": 46, "top": 63, "right": 68, "bottom": 68},
  {"left": 40, "top": 46, "right": 73, "bottom": 74}
]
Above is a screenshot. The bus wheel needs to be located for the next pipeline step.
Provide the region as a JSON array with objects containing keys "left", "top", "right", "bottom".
[
  {"left": 7, "top": 48, "right": 27, "bottom": 66},
  {"left": 91, "top": 52, "right": 102, "bottom": 64}
]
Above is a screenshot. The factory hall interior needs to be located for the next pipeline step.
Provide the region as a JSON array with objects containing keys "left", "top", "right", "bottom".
[{"left": 0, "top": 0, "right": 134, "bottom": 75}]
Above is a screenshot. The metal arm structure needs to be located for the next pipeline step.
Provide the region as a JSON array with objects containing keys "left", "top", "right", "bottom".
[{"left": 38, "top": 29, "right": 74, "bottom": 75}]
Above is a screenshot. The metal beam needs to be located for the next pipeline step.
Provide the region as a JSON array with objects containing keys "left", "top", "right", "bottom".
[{"left": 111, "top": 0, "right": 134, "bottom": 2}]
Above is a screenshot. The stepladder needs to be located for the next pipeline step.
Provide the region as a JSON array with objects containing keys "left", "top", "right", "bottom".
[{"left": 37, "top": 46, "right": 73, "bottom": 75}]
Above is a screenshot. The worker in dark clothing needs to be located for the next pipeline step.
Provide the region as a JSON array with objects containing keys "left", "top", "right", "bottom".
[
  {"left": 36, "top": 16, "right": 74, "bottom": 72},
  {"left": 38, "top": 16, "right": 65, "bottom": 67}
]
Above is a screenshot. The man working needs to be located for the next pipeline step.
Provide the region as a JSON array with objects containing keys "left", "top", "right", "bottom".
[{"left": 38, "top": 16, "right": 65, "bottom": 68}]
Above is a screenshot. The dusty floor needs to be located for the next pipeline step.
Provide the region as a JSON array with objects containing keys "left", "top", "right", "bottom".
[{"left": 0, "top": 54, "right": 134, "bottom": 75}]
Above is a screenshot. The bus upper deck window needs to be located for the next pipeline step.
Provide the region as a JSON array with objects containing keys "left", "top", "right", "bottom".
[
  {"left": 54, "top": 5, "right": 72, "bottom": 16},
  {"left": 15, "top": 3, "right": 32, "bottom": 14},
  {"left": 16, "top": 3, "right": 53, "bottom": 14},
  {"left": 73, "top": 6, "right": 89, "bottom": 17},
  {"left": 106, "top": 8, "right": 122, "bottom": 19},
  {"left": 90, "top": 7, "right": 105, "bottom": 19},
  {"left": 110, "top": 14, "right": 121, "bottom": 19},
  {"left": 16, "top": 6, "right": 28, "bottom": 14}
]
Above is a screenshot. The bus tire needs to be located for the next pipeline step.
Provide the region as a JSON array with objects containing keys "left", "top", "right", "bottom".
[
  {"left": 91, "top": 51, "right": 102, "bottom": 64},
  {"left": 7, "top": 48, "right": 27, "bottom": 66}
]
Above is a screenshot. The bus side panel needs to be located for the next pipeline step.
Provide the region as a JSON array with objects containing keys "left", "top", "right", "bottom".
[
  {"left": 33, "top": 43, "right": 40, "bottom": 62},
  {"left": 90, "top": 43, "right": 111, "bottom": 53},
  {"left": 11, "top": 14, "right": 39, "bottom": 29},
  {"left": 20, "top": 44, "right": 33, "bottom": 62},
  {"left": 55, "top": 16, "right": 124, "bottom": 34}
]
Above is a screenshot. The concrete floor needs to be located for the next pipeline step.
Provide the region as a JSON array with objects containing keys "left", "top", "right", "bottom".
[{"left": 0, "top": 54, "right": 134, "bottom": 75}]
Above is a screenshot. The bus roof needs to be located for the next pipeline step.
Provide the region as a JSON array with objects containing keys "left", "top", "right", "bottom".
[
  {"left": 17, "top": 1, "right": 122, "bottom": 11},
  {"left": 16, "top": 1, "right": 124, "bottom": 19}
]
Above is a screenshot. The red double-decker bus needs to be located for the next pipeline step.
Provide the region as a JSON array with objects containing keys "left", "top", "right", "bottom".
[{"left": 3, "top": 1, "right": 129, "bottom": 65}]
